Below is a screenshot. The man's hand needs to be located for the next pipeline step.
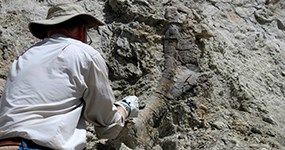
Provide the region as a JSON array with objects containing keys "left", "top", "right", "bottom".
[{"left": 115, "top": 96, "right": 139, "bottom": 118}]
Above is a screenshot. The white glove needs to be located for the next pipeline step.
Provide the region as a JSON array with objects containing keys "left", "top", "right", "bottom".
[{"left": 115, "top": 96, "right": 139, "bottom": 118}]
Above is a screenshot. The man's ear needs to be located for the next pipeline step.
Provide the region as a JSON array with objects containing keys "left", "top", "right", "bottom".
[{"left": 78, "top": 24, "right": 86, "bottom": 43}]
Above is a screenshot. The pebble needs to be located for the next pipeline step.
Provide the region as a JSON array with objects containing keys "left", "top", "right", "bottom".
[{"left": 262, "top": 115, "right": 276, "bottom": 125}]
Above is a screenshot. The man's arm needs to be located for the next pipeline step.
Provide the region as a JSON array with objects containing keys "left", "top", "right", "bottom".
[
  {"left": 116, "top": 106, "right": 127, "bottom": 121},
  {"left": 82, "top": 52, "right": 125, "bottom": 139}
]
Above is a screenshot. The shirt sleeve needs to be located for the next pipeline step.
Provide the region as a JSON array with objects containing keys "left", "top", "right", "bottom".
[{"left": 82, "top": 52, "right": 124, "bottom": 139}]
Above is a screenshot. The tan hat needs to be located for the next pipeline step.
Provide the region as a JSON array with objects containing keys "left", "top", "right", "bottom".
[{"left": 28, "top": 3, "right": 105, "bottom": 39}]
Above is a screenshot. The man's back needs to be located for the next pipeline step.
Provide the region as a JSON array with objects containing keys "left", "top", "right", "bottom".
[{"left": 0, "top": 35, "right": 94, "bottom": 149}]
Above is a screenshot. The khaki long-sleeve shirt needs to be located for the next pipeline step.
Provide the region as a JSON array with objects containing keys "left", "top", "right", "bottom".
[{"left": 0, "top": 34, "right": 124, "bottom": 150}]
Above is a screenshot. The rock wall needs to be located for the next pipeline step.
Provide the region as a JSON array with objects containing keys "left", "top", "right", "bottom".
[{"left": 0, "top": 0, "right": 285, "bottom": 149}]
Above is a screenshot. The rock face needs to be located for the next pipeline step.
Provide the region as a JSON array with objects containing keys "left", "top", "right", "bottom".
[{"left": 1, "top": 0, "right": 285, "bottom": 149}]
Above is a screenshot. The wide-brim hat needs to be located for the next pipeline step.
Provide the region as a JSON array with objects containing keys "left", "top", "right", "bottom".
[{"left": 29, "top": 4, "right": 105, "bottom": 39}]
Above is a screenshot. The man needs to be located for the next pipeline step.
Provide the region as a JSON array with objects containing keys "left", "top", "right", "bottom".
[{"left": 0, "top": 3, "right": 139, "bottom": 150}]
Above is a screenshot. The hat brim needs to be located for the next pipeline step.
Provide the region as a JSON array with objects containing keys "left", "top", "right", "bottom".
[{"left": 29, "top": 13, "right": 105, "bottom": 39}]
